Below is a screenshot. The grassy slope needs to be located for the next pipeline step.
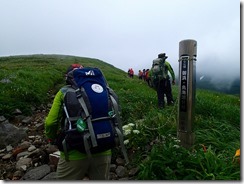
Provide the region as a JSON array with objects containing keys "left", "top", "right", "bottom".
[{"left": 0, "top": 55, "right": 240, "bottom": 180}]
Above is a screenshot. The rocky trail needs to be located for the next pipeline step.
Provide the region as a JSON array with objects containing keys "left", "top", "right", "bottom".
[{"left": 0, "top": 103, "right": 138, "bottom": 180}]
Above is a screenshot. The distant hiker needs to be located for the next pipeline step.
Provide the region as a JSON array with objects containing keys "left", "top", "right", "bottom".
[
  {"left": 148, "top": 69, "right": 153, "bottom": 87},
  {"left": 45, "top": 64, "right": 128, "bottom": 180},
  {"left": 128, "top": 68, "right": 134, "bottom": 78},
  {"left": 138, "top": 70, "right": 143, "bottom": 80},
  {"left": 145, "top": 69, "right": 151, "bottom": 86},
  {"left": 127, "top": 68, "right": 131, "bottom": 77},
  {"left": 142, "top": 69, "right": 146, "bottom": 81},
  {"left": 151, "top": 53, "right": 175, "bottom": 108}
]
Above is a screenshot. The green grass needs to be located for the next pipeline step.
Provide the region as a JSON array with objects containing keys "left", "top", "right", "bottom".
[{"left": 0, "top": 54, "right": 240, "bottom": 180}]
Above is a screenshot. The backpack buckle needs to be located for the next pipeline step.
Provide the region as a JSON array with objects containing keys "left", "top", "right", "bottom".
[{"left": 108, "top": 111, "right": 116, "bottom": 118}]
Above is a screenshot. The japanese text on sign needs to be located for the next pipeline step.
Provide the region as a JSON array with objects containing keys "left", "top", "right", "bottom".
[{"left": 180, "top": 56, "right": 189, "bottom": 112}]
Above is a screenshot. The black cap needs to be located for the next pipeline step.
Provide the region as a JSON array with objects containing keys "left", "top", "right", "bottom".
[{"left": 158, "top": 53, "right": 168, "bottom": 59}]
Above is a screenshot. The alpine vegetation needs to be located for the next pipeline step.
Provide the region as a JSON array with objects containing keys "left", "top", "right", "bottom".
[{"left": 0, "top": 55, "right": 240, "bottom": 180}]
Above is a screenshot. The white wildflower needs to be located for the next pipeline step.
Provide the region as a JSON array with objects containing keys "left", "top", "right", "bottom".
[
  {"left": 132, "top": 130, "right": 140, "bottom": 134},
  {"left": 124, "top": 129, "right": 131, "bottom": 136},
  {"left": 124, "top": 139, "right": 129, "bottom": 145},
  {"left": 175, "top": 139, "right": 181, "bottom": 143},
  {"left": 122, "top": 125, "right": 130, "bottom": 130},
  {"left": 173, "top": 145, "right": 180, "bottom": 149},
  {"left": 128, "top": 123, "right": 135, "bottom": 127}
]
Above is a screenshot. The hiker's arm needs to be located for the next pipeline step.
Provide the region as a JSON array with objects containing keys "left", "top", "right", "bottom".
[
  {"left": 45, "top": 90, "right": 64, "bottom": 140},
  {"left": 166, "top": 62, "right": 175, "bottom": 84}
]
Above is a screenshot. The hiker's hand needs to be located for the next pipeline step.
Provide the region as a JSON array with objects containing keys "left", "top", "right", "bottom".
[{"left": 172, "top": 80, "right": 175, "bottom": 85}]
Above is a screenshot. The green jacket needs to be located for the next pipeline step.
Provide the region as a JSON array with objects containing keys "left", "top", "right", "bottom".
[
  {"left": 45, "top": 85, "right": 111, "bottom": 160},
  {"left": 165, "top": 61, "right": 175, "bottom": 81}
]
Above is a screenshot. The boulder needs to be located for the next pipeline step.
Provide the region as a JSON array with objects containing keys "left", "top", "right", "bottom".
[{"left": 0, "top": 120, "right": 27, "bottom": 148}]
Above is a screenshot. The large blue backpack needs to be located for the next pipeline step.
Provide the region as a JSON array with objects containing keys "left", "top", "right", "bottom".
[{"left": 57, "top": 67, "right": 128, "bottom": 163}]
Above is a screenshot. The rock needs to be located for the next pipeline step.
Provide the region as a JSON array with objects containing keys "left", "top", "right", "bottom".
[
  {"left": 28, "top": 145, "right": 36, "bottom": 152},
  {"left": 5, "top": 172, "right": 13, "bottom": 180},
  {"left": 45, "top": 145, "right": 58, "bottom": 154},
  {"left": 13, "top": 109, "right": 22, "bottom": 115},
  {"left": 0, "top": 153, "right": 5, "bottom": 158},
  {"left": 116, "top": 165, "right": 127, "bottom": 178},
  {"left": 14, "top": 115, "right": 26, "bottom": 124},
  {"left": 49, "top": 153, "right": 60, "bottom": 167},
  {"left": 20, "top": 165, "right": 27, "bottom": 171},
  {"left": 2, "top": 153, "right": 13, "bottom": 160},
  {"left": 116, "top": 157, "right": 125, "bottom": 166},
  {"left": 27, "top": 148, "right": 41, "bottom": 158},
  {"left": 16, "top": 158, "right": 32, "bottom": 171},
  {"left": 22, "top": 117, "right": 32, "bottom": 125},
  {"left": 35, "top": 135, "right": 42, "bottom": 139},
  {"left": 16, "top": 151, "right": 30, "bottom": 161},
  {"left": 110, "top": 164, "right": 117, "bottom": 172},
  {"left": 0, "top": 116, "right": 6, "bottom": 122},
  {"left": 12, "top": 141, "right": 31, "bottom": 156},
  {"left": 128, "top": 167, "right": 139, "bottom": 176},
  {"left": 0, "top": 121, "right": 27, "bottom": 148},
  {"left": 6, "top": 145, "right": 13, "bottom": 152},
  {"left": 12, "top": 170, "right": 24, "bottom": 180},
  {"left": 35, "top": 123, "right": 44, "bottom": 131},
  {"left": 33, "top": 140, "right": 43, "bottom": 147},
  {"left": 20, "top": 141, "right": 32, "bottom": 149},
  {"left": 22, "top": 164, "right": 51, "bottom": 180},
  {"left": 41, "top": 172, "right": 57, "bottom": 180},
  {"left": 109, "top": 172, "right": 118, "bottom": 180},
  {"left": 0, "top": 148, "right": 6, "bottom": 153},
  {"left": 28, "top": 136, "right": 35, "bottom": 139}
]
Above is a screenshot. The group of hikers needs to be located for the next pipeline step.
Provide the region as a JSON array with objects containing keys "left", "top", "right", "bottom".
[
  {"left": 135, "top": 53, "right": 176, "bottom": 108},
  {"left": 45, "top": 52, "right": 175, "bottom": 180},
  {"left": 138, "top": 68, "right": 152, "bottom": 86}
]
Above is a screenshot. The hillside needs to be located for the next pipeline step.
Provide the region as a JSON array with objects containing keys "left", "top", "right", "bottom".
[
  {"left": 174, "top": 73, "right": 240, "bottom": 96},
  {"left": 195, "top": 73, "right": 240, "bottom": 95},
  {"left": 0, "top": 54, "right": 240, "bottom": 180}
]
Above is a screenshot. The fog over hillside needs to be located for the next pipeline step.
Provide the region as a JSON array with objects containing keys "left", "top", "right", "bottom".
[
  {"left": 174, "top": 57, "right": 240, "bottom": 95},
  {"left": 194, "top": 55, "right": 240, "bottom": 94},
  {"left": 195, "top": 72, "right": 240, "bottom": 95}
]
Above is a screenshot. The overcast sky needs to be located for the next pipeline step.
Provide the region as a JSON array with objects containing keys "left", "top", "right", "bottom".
[{"left": 0, "top": 0, "right": 240, "bottom": 80}]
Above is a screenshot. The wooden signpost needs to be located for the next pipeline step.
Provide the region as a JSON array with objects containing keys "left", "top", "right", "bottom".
[{"left": 177, "top": 39, "right": 197, "bottom": 148}]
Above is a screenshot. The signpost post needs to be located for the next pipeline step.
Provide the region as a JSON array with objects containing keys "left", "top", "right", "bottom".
[{"left": 177, "top": 39, "right": 197, "bottom": 148}]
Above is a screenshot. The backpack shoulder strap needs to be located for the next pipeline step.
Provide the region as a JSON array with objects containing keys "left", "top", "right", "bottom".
[
  {"left": 72, "top": 86, "right": 98, "bottom": 148},
  {"left": 108, "top": 87, "right": 129, "bottom": 164},
  {"left": 62, "top": 86, "right": 97, "bottom": 160}
]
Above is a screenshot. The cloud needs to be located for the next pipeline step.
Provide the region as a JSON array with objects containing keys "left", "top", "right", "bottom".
[{"left": 0, "top": 0, "right": 240, "bottom": 81}]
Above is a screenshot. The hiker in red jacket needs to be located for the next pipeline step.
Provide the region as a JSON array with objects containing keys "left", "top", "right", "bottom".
[{"left": 129, "top": 68, "right": 134, "bottom": 78}]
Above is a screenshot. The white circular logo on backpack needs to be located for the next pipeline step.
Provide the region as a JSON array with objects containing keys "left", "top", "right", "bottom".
[{"left": 91, "top": 84, "right": 103, "bottom": 93}]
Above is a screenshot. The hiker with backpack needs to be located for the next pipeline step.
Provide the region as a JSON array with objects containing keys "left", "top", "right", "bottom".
[
  {"left": 151, "top": 53, "right": 175, "bottom": 109},
  {"left": 45, "top": 64, "right": 128, "bottom": 180},
  {"left": 128, "top": 68, "right": 134, "bottom": 78},
  {"left": 138, "top": 70, "right": 143, "bottom": 80},
  {"left": 145, "top": 69, "right": 152, "bottom": 87}
]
